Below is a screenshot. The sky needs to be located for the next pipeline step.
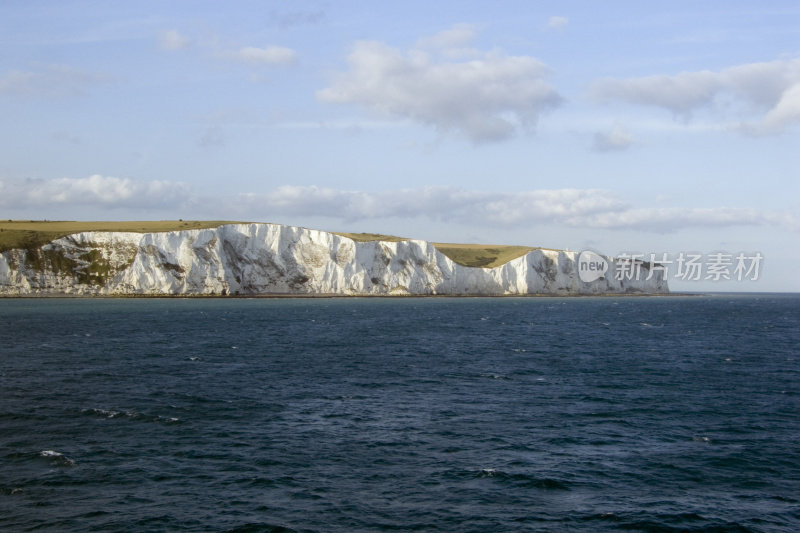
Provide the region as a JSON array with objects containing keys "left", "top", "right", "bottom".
[{"left": 1, "top": 1, "right": 798, "bottom": 292}]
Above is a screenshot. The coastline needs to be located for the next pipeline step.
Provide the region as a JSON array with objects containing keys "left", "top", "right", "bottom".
[
  {"left": 0, "top": 222, "right": 670, "bottom": 297},
  {"left": 0, "top": 291, "right": 680, "bottom": 299}
]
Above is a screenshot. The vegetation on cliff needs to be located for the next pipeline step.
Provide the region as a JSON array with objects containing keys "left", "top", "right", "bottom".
[{"left": 0, "top": 220, "right": 238, "bottom": 253}]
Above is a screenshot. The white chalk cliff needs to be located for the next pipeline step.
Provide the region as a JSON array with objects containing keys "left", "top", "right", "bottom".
[{"left": 0, "top": 223, "right": 668, "bottom": 296}]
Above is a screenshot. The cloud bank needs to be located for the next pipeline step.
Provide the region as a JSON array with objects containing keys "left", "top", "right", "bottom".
[
  {"left": 229, "top": 186, "right": 625, "bottom": 225},
  {"left": 3, "top": 178, "right": 795, "bottom": 233},
  {"left": 222, "top": 185, "right": 794, "bottom": 232},
  {"left": 0, "top": 175, "right": 189, "bottom": 209},
  {"left": 591, "top": 57, "right": 800, "bottom": 135},
  {"left": 317, "top": 26, "right": 562, "bottom": 142}
]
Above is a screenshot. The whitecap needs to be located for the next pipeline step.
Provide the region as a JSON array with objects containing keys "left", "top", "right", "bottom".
[
  {"left": 39, "top": 450, "right": 75, "bottom": 466},
  {"left": 83, "top": 408, "right": 177, "bottom": 424},
  {"left": 83, "top": 408, "right": 121, "bottom": 418}
]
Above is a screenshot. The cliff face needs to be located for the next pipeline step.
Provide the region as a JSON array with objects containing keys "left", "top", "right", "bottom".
[{"left": 0, "top": 223, "right": 667, "bottom": 296}]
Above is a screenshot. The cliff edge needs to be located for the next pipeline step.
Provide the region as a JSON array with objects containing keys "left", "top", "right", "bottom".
[{"left": 0, "top": 223, "right": 668, "bottom": 296}]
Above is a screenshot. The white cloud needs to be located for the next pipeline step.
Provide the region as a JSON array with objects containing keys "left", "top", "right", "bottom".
[
  {"left": 591, "top": 57, "right": 800, "bottom": 134},
  {"left": 744, "top": 82, "right": 800, "bottom": 135},
  {"left": 415, "top": 23, "right": 477, "bottom": 52},
  {"left": 230, "top": 46, "right": 297, "bottom": 66},
  {"left": 317, "top": 27, "right": 562, "bottom": 143},
  {"left": 592, "top": 70, "right": 722, "bottom": 115},
  {"left": 593, "top": 124, "right": 635, "bottom": 151},
  {"left": 547, "top": 16, "right": 569, "bottom": 30},
  {"left": 0, "top": 64, "right": 110, "bottom": 98},
  {"left": 159, "top": 30, "right": 190, "bottom": 51},
  {"left": 158, "top": 31, "right": 296, "bottom": 66},
  {"left": 0, "top": 175, "right": 189, "bottom": 209}
]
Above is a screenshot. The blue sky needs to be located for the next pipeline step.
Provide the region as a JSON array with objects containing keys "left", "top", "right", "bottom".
[{"left": 1, "top": 1, "right": 799, "bottom": 291}]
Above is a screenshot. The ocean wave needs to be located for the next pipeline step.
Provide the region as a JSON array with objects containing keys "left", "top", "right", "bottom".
[
  {"left": 224, "top": 523, "right": 301, "bottom": 533},
  {"left": 3, "top": 295, "right": 798, "bottom": 532},
  {"left": 579, "top": 511, "right": 759, "bottom": 532},
  {"left": 471, "top": 468, "right": 571, "bottom": 490},
  {"left": 81, "top": 408, "right": 179, "bottom": 424}
]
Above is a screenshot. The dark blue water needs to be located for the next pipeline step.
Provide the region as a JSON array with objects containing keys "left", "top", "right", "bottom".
[{"left": 1, "top": 295, "right": 798, "bottom": 532}]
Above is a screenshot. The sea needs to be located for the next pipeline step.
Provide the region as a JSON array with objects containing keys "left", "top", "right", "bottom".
[{"left": 1, "top": 294, "right": 798, "bottom": 532}]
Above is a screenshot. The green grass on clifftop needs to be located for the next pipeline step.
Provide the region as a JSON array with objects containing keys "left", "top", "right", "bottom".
[
  {"left": 431, "top": 243, "right": 536, "bottom": 268},
  {"left": 0, "top": 220, "right": 542, "bottom": 268},
  {"left": 0, "top": 220, "right": 240, "bottom": 252}
]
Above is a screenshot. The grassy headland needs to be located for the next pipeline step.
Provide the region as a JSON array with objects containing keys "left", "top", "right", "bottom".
[
  {"left": 332, "top": 232, "right": 408, "bottom": 243},
  {"left": 1, "top": 220, "right": 540, "bottom": 268},
  {"left": 0, "top": 220, "right": 240, "bottom": 252}
]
